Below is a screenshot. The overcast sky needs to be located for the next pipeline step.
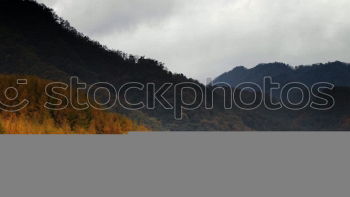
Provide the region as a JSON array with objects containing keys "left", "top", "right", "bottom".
[{"left": 37, "top": 0, "right": 350, "bottom": 83}]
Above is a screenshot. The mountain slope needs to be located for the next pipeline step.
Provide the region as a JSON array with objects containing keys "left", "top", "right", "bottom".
[
  {"left": 3, "top": 0, "right": 350, "bottom": 131},
  {"left": 0, "top": 0, "right": 249, "bottom": 131},
  {"left": 0, "top": 74, "right": 147, "bottom": 134}
]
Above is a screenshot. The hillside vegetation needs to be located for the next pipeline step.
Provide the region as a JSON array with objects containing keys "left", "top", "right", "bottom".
[
  {"left": 2, "top": 0, "right": 350, "bottom": 131},
  {"left": 0, "top": 0, "right": 249, "bottom": 131},
  {"left": 0, "top": 75, "right": 147, "bottom": 134},
  {"left": 214, "top": 61, "right": 350, "bottom": 88}
]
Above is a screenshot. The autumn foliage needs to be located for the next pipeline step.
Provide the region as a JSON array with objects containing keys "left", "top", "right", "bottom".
[{"left": 0, "top": 75, "right": 148, "bottom": 134}]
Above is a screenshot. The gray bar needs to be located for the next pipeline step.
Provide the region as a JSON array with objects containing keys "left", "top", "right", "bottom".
[{"left": 0, "top": 133, "right": 349, "bottom": 197}]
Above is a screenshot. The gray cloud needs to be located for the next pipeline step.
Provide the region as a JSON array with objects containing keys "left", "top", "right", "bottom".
[
  {"left": 39, "top": 0, "right": 180, "bottom": 35},
  {"left": 38, "top": 0, "right": 350, "bottom": 83}
]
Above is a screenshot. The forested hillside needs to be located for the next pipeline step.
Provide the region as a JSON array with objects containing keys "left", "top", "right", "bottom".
[
  {"left": 0, "top": 0, "right": 249, "bottom": 131},
  {"left": 2, "top": 0, "right": 350, "bottom": 131},
  {"left": 214, "top": 61, "right": 350, "bottom": 89},
  {"left": 0, "top": 75, "right": 147, "bottom": 134}
]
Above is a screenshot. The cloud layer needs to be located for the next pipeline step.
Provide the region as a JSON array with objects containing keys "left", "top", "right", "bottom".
[{"left": 38, "top": 0, "right": 350, "bottom": 82}]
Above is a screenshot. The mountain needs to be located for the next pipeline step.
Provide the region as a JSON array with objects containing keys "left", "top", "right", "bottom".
[
  {"left": 0, "top": 0, "right": 249, "bottom": 131},
  {"left": 213, "top": 61, "right": 350, "bottom": 88},
  {"left": 212, "top": 62, "right": 350, "bottom": 131},
  {"left": 259, "top": 87, "right": 350, "bottom": 131},
  {"left": 293, "top": 87, "right": 350, "bottom": 131},
  {"left": 2, "top": 0, "right": 350, "bottom": 132}
]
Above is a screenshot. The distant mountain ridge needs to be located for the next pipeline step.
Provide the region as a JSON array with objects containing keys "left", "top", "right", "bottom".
[{"left": 213, "top": 61, "right": 350, "bottom": 88}]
